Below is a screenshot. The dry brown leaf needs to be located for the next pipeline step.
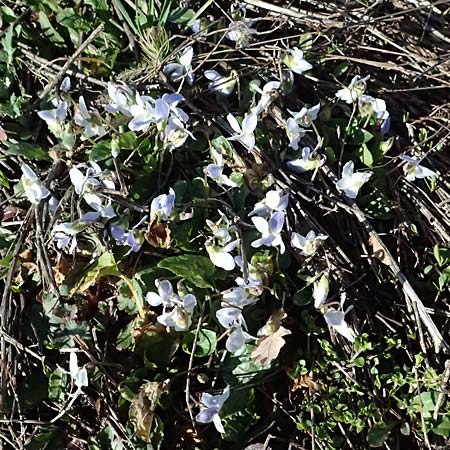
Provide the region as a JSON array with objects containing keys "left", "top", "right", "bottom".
[
  {"left": 251, "top": 325, "right": 291, "bottom": 366},
  {"left": 291, "top": 375, "right": 321, "bottom": 394},
  {"left": 129, "top": 381, "right": 168, "bottom": 443},
  {"left": 145, "top": 217, "right": 172, "bottom": 249},
  {"left": 53, "top": 254, "right": 74, "bottom": 285}
]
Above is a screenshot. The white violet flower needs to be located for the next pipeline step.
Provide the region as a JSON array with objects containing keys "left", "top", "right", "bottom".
[
  {"left": 249, "top": 189, "right": 289, "bottom": 217},
  {"left": 163, "top": 46, "right": 195, "bottom": 85},
  {"left": 226, "top": 21, "right": 255, "bottom": 47},
  {"left": 206, "top": 149, "right": 238, "bottom": 188},
  {"left": 20, "top": 163, "right": 50, "bottom": 204},
  {"left": 399, "top": 155, "right": 437, "bottom": 182},
  {"left": 336, "top": 161, "right": 372, "bottom": 199},
  {"left": 204, "top": 70, "right": 237, "bottom": 96},
  {"left": 37, "top": 98, "right": 68, "bottom": 137},
  {"left": 206, "top": 239, "right": 238, "bottom": 271},
  {"left": 157, "top": 293, "right": 197, "bottom": 332},
  {"left": 227, "top": 113, "right": 257, "bottom": 149},
  {"left": 323, "top": 294, "right": 356, "bottom": 343},
  {"left": 285, "top": 117, "right": 306, "bottom": 151},
  {"left": 287, "top": 145, "right": 325, "bottom": 174},
  {"left": 74, "top": 96, "right": 106, "bottom": 139},
  {"left": 283, "top": 46, "right": 312, "bottom": 75},
  {"left": 69, "top": 352, "right": 88, "bottom": 389},
  {"left": 288, "top": 103, "right": 320, "bottom": 127},
  {"left": 146, "top": 279, "right": 179, "bottom": 310},
  {"left": 335, "top": 75, "right": 369, "bottom": 103},
  {"left": 290, "top": 230, "right": 328, "bottom": 256},
  {"left": 358, "top": 95, "right": 389, "bottom": 121},
  {"left": 313, "top": 274, "right": 329, "bottom": 309},
  {"left": 251, "top": 81, "right": 281, "bottom": 115}
]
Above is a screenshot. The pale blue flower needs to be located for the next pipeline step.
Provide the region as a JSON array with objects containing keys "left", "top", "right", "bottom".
[
  {"left": 60, "top": 76, "right": 71, "bottom": 92},
  {"left": 196, "top": 386, "right": 230, "bottom": 433},
  {"left": 249, "top": 189, "right": 288, "bottom": 217},
  {"left": 150, "top": 188, "right": 176, "bottom": 220},
  {"left": 146, "top": 279, "right": 179, "bottom": 309},
  {"left": 163, "top": 46, "right": 195, "bottom": 85},
  {"left": 251, "top": 211, "right": 286, "bottom": 254}
]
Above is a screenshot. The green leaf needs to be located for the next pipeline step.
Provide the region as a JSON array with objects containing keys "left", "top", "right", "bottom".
[
  {"left": 157, "top": 255, "right": 215, "bottom": 288},
  {"left": 433, "top": 245, "right": 450, "bottom": 267},
  {"left": 439, "top": 268, "right": 450, "bottom": 290},
  {"left": 17, "top": 369, "right": 48, "bottom": 410},
  {"left": 410, "top": 391, "right": 438, "bottom": 418},
  {"left": 117, "top": 279, "right": 143, "bottom": 314},
  {"left": 84, "top": 0, "right": 109, "bottom": 13},
  {"left": 221, "top": 388, "right": 258, "bottom": 442},
  {"left": 89, "top": 141, "right": 112, "bottom": 162},
  {"left": 333, "top": 62, "right": 350, "bottom": 77},
  {"left": 119, "top": 131, "right": 137, "bottom": 149},
  {"left": 348, "top": 128, "right": 373, "bottom": 145},
  {"left": 28, "top": 429, "right": 65, "bottom": 450},
  {"left": 354, "top": 356, "right": 365, "bottom": 367},
  {"left": 138, "top": 332, "right": 179, "bottom": 368},
  {"left": 432, "top": 416, "right": 450, "bottom": 437},
  {"left": 366, "top": 424, "right": 392, "bottom": 447},
  {"left": 48, "top": 367, "right": 68, "bottom": 403},
  {"left": 117, "top": 318, "right": 142, "bottom": 351},
  {"left": 223, "top": 344, "right": 271, "bottom": 386},
  {"left": 38, "top": 11, "right": 65, "bottom": 45},
  {"left": 1, "top": 25, "right": 14, "bottom": 65},
  {"left": 356, "top": 143, "right": 373, "bottom": 167},
  {"left": 111, "top": 0, "right": 140, "bottom": 36},
  {"left": 4, "top": 142, "right": 50, "bottom": 161},
  {"left": 182, "top": 329, "right": 217, "bottom": 357}
]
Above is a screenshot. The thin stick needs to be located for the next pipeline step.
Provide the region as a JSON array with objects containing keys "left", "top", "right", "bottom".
[
  {"left": 29, "top": 23, "right": 105, "bottom": 108},
  {"left": 186, "top": 311, "right": 203, "bottom": 429}
]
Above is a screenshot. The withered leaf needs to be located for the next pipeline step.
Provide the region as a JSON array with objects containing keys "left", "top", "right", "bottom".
[
  {"left": 292, "top": 375, "right": 321, "bottom": 394},
  {"left": 251, "top": 325, "right": 291, "bottom": 366},
  {"left": 146, "top": 217, "right": 172, "bottom": 249},
  {"left": 129, "top": 381, "right": 168, "bottom": 443}
]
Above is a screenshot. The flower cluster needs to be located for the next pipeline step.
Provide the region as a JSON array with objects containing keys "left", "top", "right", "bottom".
[{"left": 146, "top": 280, "right": 197, "bottom": 332}]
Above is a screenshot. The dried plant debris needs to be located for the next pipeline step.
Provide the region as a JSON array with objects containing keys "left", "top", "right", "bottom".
[{"left": 0, "top": 0, "right": 450, "bottom": 449}]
